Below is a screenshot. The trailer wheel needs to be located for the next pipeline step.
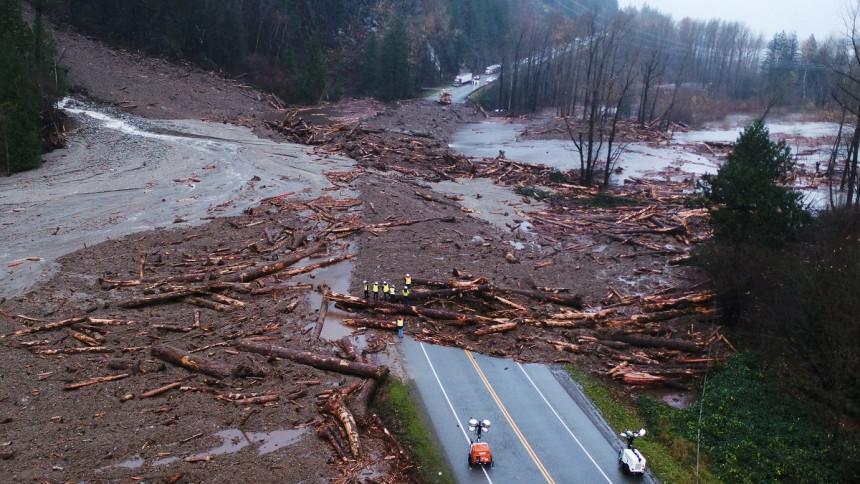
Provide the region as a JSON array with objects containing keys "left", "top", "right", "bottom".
[{"left": 468, "top": 454, "right": 474, "bottom": 468}]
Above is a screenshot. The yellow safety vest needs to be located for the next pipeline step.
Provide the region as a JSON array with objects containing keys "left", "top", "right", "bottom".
[
  {"left": 396, "top": 317, "right": 404, "bottom": 328},
  {"left": 383, "top": 283, "right": 389, "bottom": 292},
  {"left": 402, "top": 287, "right": 410, "bottom": 296},
  {"left": 363, "top": 282, "right": 369, "bottom": 291},
  {"left": 389, "top": 286, "right": 396, "bottom": 295},
  {"left": 405, "top": 275, "right": 412, "bottom": 285},
  {"left": 372, "top": 283, "right": 379, "bottom": 292}
]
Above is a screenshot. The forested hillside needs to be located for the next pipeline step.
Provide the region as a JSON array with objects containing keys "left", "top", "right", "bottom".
[{"left": 0, "top": 0, "right": 65, "bottom": 174}]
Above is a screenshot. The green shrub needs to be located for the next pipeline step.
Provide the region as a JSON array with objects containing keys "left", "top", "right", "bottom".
[
  {"left": 682, "top": 352, "right": 852, "bottom": 483},
  {"left": 373, "top": 379, "right": 454, "bottom": 484},
  {"left": 514, "top": 185, "right": 552, "bottom": 200}
]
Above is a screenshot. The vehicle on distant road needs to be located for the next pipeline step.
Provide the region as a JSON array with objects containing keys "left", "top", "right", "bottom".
[
  {"left": 485, "top": 64, "right": 501, "bottom": 75},
  {"left": 453, "top": 72, "right": 473, "bottom": 87}
]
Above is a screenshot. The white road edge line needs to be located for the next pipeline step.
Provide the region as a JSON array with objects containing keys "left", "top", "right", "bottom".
[
  {"left": 517, "top": 362, "right": 614, "bottom": 484},
  {"left": 419, "top": 342, "right": 493, "bottom": 483}
]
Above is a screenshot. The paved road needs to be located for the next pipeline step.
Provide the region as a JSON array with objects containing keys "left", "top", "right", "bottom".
[
  {"left": 426, "top": 76, "right": 497, "bottom": 104},
  {"left": 400, "top": 337, "right": 654, "bottom": 483}
]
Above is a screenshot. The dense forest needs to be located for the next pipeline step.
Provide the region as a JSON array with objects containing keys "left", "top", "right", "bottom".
[
  {"left": 0, "top": 0, "right": 65, "bottom": 173},
  {"left": 5, "top": 0, "right": 855, "bottom": 175}
]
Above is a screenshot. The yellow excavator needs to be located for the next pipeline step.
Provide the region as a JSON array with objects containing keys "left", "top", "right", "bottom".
[{"left": 439, "top": 89, "right": 452, "bottom": 104}]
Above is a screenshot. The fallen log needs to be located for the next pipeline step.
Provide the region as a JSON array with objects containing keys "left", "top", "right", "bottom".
[
  {"left": 611, "top": 334, "right": 702, "bottom": 352},
  {"left": 316, "top": 424, "right": 349, "bottom": 463},
  {"left": 64, "top": 373, "right": 129, "bottom": 390},
  {"left": 547, "top": 339, "right": 580, "bottom": 353},
  {"left": 224, "top": 239, "right": 327, "bottom": 283},
  {"left": 603, "top": 307, "right": 714, "bottom": 327},
  {"left": 101, "top": 272, "right": 213, "bottom": 288},
  {"left": 350, "top": 378, "right": 379, "bottom": 426},
  {"left": 323, "top": 392, "right": 360, "bottom": 458},
  {"left": 550, "top": 308, "right": 617, "bottom": 320},
  {"left": 279, "top": 254, "right": 356, "bottom": 280},
  {"left": 341, "top": 318, "right": 396, "bottom": 330},
  {"left": 118, "top": 290, "right": 196, "bottom": 309},
  {"left": 409, "top": 278, "right": 583, "bottom": 309},
  {"left": 184, "top": 296, "right": 233, "bottom": 312},
  {"left": 641, "top": 291, "right": 716, "bottom": 312},
  {"left": 34, "top": 346, "right": 114, "bottom": 355},
  {"left": 140, "top": 381, "right": 183, "bottom": 399},
  {"left": 237, "top": 340, "right": 389, "bottom": 379},
  {"left": 330, "top": 216, "right": 455, "bottom": 234},
  {"left": 313, "top": 290, "right": 329, "bottom": 342},
  {"left": 233, "top": 393, "right": 280, "bottom": 405},
  {"left": 2, "top": 316, "right": 86, "bottom": 338},
  {"left": 325, "top": 291, "right": 494, "bottom": 325},
  {"left": 372, "top": 413, "right": 406, "bottom": 456},
  {"left": 335, "top": 336, "right": 359, "bottom": 361},
  {"left": 250, "top": 283, "right": 312, "bottom": 295},
  {"left": 474, "top": 321, "right": 518, "bottom": 336},
  {"left": 152, "top": 345, "right": 234, "bottom": 379}
]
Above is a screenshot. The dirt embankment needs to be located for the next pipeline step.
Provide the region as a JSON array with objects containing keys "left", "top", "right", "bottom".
[{"left": 0, "top": 22, "right": 728, "bottom": 483}]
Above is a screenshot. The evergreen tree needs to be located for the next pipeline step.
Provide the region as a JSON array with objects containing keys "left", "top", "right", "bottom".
[
  {"left": 379, "top": 16, "right": 411, "bottom": 101},
  {"left": 0, "top": 0, "right": 43, "bottom": 173},
  {"left": 763, "top": 31, "right": 799, "bottom": 105},
  {"left": 295, "top": 32, "right": 326, "bottom": 103},
  {"left": 698, "top": 119, "right": 809, "bottom": 247},
  {"left": 360, "top": 33, "right": 381, "bottom": 97}
]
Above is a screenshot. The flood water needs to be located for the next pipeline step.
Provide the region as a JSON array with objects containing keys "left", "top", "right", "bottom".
[
  {"left": 449, "top": 115, "right": 840, "bottom": 207},
  {"left": 0, "top": 97, "right": 356, "bottom": 299}
]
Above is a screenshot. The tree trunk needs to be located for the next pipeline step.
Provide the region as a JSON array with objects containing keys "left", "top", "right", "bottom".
[
  {"left": 611, "top": 334, "right": 702, "bottom": 352},
  {"left": 224, "top": 239, "right": 327, "bottom": 282},
  {"left": 151, "top": 345, "right": 234, "bottom": 379},
  {"left": 236, "top": 340, "right": 389, "bottom": 379},
  {"left": 325, "top": 291, "right": 495, "bottom": 325}
]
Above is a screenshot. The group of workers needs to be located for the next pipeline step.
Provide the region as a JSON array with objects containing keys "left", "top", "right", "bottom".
[
  {"left": 363, "top": 274, "right": 412, "bottom": 338},
  {"left": 362, "top": 274, "right": 412, "bottom": 303}
]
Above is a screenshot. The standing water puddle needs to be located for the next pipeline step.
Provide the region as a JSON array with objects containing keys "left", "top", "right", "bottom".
[{"left": 102, "top": 427, "right": 306, "bottom": 471}]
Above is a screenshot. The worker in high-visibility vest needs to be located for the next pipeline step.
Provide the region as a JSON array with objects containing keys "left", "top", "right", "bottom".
[
  {"left": 363, "top": 280, "right": 369, "bottom": 299},
  {"left": 382, "top": 281, "right": 389, "bottom": 301},
  {"left": 401, "top": 285, "right": 410, "bottom": 302},
  {"left": 404, "top": 273, "right": 412, "bottom": 286},
  {"left": 396, "top": 316, "right": 405, "bottom": 338},
  {"left": 389, "top": 284, "right": 397, "bottom": 303},
  {"left": 372, "top": 281, "right": 379, "bottom": 301}
]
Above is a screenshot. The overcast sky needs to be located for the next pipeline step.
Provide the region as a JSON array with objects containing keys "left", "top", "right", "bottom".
[{"left": 620, "top": 0, "right": 849, "bottom": 41}]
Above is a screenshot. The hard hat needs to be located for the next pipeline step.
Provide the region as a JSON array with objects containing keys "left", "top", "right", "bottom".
[
  {"left": 374, "top": 281, "right": 378, "bottom": 284},
  {"left": 406, "top": 273, "right": 410, "bottom": 276},
  {"left": 363, "top": 280, "right": 367, "bottom": 283}
]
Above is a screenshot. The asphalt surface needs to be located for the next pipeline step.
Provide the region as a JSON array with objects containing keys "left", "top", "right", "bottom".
[
  {"left": 400, "top": 336, "right": 655, "bottom": 483},
  {"left": 426, "top": 76, "right": 496, "bottom": 104}
]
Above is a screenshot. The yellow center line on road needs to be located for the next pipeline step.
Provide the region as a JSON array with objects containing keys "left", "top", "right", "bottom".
[{"left": 466, "top": 349, "right": 556, "bottom": 484}]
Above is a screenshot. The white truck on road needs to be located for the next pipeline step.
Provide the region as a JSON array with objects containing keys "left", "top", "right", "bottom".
[{"left": 453, "top": 72, "right": 473, "bottom": 87}]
